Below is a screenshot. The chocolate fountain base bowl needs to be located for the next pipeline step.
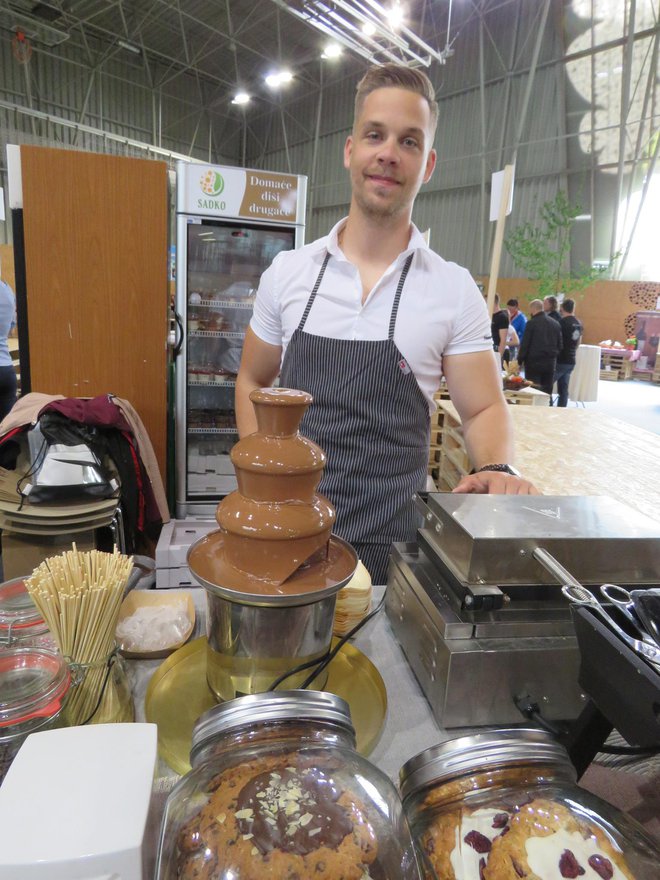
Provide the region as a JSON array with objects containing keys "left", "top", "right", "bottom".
[
  {"left": 187, "top": 531, "right": 358, "bottom": 607},
  {"left": 187, "top": 532, "right": 358, "bottom": 703}
]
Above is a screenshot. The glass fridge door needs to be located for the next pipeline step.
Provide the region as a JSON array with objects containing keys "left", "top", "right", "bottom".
[{"left": 185, "top": 220, "right": 295, "bottom": 500}]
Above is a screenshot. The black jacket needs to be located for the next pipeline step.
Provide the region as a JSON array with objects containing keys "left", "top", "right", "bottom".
[
  {"left": 558, "top": 315, "right": 583, "bottom": 365},
  {"left": 547, "top": 309, "right": 561, "bottom": 324},
  {"left": 518, "top": 312, "right": 562, "bottom": 366}
]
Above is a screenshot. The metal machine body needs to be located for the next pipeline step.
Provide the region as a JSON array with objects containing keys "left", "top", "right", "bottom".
[{"left": 386, "top": 494, "right": 660, "bottom": 729}]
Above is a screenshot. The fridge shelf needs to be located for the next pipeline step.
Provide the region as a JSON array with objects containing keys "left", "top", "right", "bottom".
[
  {"left": 188, "top": 427, "right": 238, "bottom": 435},
  {"left": 188, "top": 378, "right": 236, "bottom": 387},
  {"left": 189, "top": 330, "right": 245, "bottom": 339},
  {"left": 197, "top": 299, "right": 254, "bottom": 310}
]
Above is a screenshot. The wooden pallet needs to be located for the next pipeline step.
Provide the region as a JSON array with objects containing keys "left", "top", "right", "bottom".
[{"left": 599, "top": 350, "right": 633, "bottom": 380}]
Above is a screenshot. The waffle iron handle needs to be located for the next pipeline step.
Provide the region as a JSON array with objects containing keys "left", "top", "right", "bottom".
[{"left": 532, "top": 547, "right": 583, "bottom": 589}]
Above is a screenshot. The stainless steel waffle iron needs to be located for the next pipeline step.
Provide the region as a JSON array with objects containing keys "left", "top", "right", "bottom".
[{"left": 385, "top": 494, "right": 660, "bottom": 729}]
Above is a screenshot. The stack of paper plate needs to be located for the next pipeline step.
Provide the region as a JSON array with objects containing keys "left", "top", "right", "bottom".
[
  {"left": 0, "top": 467, "right": 118, "bottom": 535},
  {"left": 333, "top": 560, "right": 372, "bottom": 637}
]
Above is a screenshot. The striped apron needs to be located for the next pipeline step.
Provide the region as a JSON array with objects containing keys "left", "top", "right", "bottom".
[{"left": 279, "top": 252, "right": 430, "bottom": 584}]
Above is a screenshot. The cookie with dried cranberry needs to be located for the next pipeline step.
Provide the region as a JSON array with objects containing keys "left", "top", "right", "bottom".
[
  {"left": 176, "top": 754, "right": 379, "bottom": 880},
  {"left": 484, "top": 798, "right": 635, "bottom": 880},
  {"left": 418, "top": 807, "right": 513, "bottom": 880},
  {"left": 419, "top": 810, "right": 458, "bottom": 878}
]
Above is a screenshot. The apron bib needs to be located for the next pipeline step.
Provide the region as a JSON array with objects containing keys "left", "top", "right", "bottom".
[{"left": 279, "top": 252, "right": 429, "bottom": 579}]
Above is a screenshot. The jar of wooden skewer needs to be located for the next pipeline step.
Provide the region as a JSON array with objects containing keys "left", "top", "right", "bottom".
[
  {"left": 66, "top": 645, "right": 134, "bottom": 726},
  {"left": 25, "top": 545, "right": 135, "bottom": 728}
]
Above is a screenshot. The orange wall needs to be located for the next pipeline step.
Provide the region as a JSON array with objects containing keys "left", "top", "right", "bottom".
[{"left": 475, "top": 277, "right": 638, "bottom": 345}]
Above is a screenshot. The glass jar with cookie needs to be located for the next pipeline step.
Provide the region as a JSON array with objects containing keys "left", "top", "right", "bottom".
[
  {"left": 156, "top": 690, "right": 421, "bottom": 879},
  {"left": 399, "top": 729, "right": 659, "bottom": 880}
]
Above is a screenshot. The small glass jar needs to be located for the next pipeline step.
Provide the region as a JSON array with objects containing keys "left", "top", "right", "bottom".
[
  {"left": 399, "top": 729, "right": 660, "bottom": 880},
  {"left": 0, "top": 576, "right": 57, "bottom": 651},
  {"left": 0, "top": 647, "right": 71, "bottom": 784},
  {"left": 64, "top": 647, "right": 134, "bottom": 727},
  {"left": 156, "top": 690, "right": 421, "bottom": 880}
]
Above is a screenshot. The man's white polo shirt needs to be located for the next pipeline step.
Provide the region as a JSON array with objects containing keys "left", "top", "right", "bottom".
[{"left": 250, "top": 219, "right": 492, "bottom": 408}]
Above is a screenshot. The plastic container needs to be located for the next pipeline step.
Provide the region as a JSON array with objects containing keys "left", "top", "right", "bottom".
[
  {"left": 0, "top": 576, "right": 56, "bottom": 651},
  {"left": 156, "top": 690, "right": 421, "bottom": 880},
  {"left": 0, "top": 647, "right": 71, "bottom": 784},
  {"left": 399, "top": 728, "right": 660, "bottom": 880}
]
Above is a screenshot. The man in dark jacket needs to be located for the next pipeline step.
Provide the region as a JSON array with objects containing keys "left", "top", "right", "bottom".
[
  {"left": 555, "top": 298, "right": 583, "bottom": 407},
  {"left": 518, "top": 299, "right": 562, "bottom": 399}
]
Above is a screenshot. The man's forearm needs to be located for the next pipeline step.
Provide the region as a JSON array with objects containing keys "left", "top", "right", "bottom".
[
  {"left": 235, "top": 374, "right": 261, "bottom": 437},
  {"left": 461, "top": 400, "right": 515, "bottom": 470}
]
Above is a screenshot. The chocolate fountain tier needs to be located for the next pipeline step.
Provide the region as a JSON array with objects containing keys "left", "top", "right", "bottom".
[
  {"left": 215, "top": 493, "right": 336, "bottom": 584},
  {"left": 187, "top": 532, "right": 357, "bottom": 606},
  {"left": 231, "top": 436, "right": 325, "bottom": 503}
]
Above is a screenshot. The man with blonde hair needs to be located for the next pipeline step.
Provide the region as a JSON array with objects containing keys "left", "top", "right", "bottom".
[{"left": 237, "top": 63, "right": 537, "bottom": 583}]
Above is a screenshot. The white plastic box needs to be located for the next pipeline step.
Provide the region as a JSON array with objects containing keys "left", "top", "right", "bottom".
[
  {"left": 0, "top": 723, "right": 157, "bottom": 879},
  {"left": 155, "top": 518, "right": 216, "bottom": 588}
]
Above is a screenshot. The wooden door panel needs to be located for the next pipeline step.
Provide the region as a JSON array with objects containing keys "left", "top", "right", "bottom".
[{"left": 21, "top": 146, "right": 168, "bottom": 479}]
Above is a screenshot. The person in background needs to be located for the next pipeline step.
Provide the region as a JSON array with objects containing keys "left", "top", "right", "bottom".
[
  {"left": 554, "top": 298, "right": 583, "bottom": 407},
  {"left": 543, "top": 295, "right": 561, "bottom": 324},
  {"left": 490, "top": 293, "right": 510, "bottom": 365},
  {"left": 0, "top": 268, "right": 17, "bottom": 421},
  {"left": 506, "top": 298, "right": 527, "bottom": 341},
  {"left": 236, "top": 62, "right": 538, "bottom": 584},
  {"left": 504, "top": 322, "right": 520, "bottom": 365},
  {"left": 518, "top": 299, "right": 562, "bottom": 399}
]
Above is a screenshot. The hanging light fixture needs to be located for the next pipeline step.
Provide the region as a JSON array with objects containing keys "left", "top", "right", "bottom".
[{"left": 270, "top": 0, "right": 455, "bottom": 67}]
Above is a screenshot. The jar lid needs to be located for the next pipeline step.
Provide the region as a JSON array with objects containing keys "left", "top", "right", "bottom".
[
  {"left": 0, "top": 648, "right": 71, "bottom": 728},
  {"left": 399, "top": 729, "right": 575, "bottom": 801},
  {"left": 191, "top": 690, "right": 354, "bottom": 762},
  {"left": 0, "top": 577, "right": 44, "bottom": 630}
]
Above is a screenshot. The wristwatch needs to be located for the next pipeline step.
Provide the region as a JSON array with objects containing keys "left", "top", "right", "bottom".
[{"left": 476, "top": 463, "right": 522, "bottom": 477}]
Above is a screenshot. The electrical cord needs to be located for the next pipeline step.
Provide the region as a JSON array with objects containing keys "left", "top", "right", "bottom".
[
  {"left": 514, "top": 694, "right": 660, "bottom": 757},
  {"left": 266, "top": 588, "right": 388, "bottom": 692}
]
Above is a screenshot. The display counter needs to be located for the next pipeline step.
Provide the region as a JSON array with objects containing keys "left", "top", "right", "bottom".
[{"left": 433, "top": 401, "right": 660, "bottom": 521}]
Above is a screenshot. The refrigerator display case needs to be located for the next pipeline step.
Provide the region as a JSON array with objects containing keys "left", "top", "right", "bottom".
[{"left": 175, "top": 162, "right": 306, "bottom": 517}]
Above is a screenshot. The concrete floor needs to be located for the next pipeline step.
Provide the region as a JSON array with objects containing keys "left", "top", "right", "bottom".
[{"left": 580, "top": 378, "right": 660, "bottom": 435}]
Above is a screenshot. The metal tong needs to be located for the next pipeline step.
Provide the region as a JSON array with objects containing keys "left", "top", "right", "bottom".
[{"left": 561, "top": 584, "right": 660, "bottom": 674}]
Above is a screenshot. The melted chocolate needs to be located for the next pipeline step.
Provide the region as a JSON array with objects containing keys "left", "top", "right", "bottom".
[{"left": 235, "top": 767, "right": 353, "bottom": 856}]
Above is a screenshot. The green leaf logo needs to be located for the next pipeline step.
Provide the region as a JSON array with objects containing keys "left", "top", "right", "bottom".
[{"left": 200, "top": 170, "right": 225, "bottom": 196}]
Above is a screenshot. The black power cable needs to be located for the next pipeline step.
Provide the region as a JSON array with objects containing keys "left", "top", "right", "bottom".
[{"left": 267, "top": 589, "right": 387, "bottom": 692}]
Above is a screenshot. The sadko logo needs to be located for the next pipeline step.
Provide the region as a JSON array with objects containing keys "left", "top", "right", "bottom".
[{"left": 200, "top": 170, "right": 224, "bottom": 197}]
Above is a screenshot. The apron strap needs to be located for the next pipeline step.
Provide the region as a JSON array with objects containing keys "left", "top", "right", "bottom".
[
  {"left": 388, "top": 253, "right": 414, "bottom": 340},
  {"left": 298, "top": 252, "right": 331, "bottom": 331}
]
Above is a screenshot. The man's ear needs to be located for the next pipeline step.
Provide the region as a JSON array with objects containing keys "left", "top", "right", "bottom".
[
  {"left": 343, "top": 135, "right": 353, "bottom": 170},
  {"left": 423, "top": 148, "right": 437, "bottom": 184}
]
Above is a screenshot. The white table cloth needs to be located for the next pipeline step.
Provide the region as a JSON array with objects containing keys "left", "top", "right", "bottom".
[{"left": 569, "top": 344, "right": 601, "bottom": 403}]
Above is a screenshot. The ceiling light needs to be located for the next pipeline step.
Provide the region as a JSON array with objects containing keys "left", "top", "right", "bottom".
[
  {"left": 117, "top": 38, "right": 141, "bottom": 55},
  {"left": 231, "top": 92, "right": 250, "bottom": 105},
  {"left": 322, "top": 42, "right": 342, "bottom": 59},
  {"left": 361, "top": 21, "right": 376, "bottom": 37},
  {"left": 385, "top": 3, "right": 405, "bottom": 29},
  {"left": 265, "top": 70, "right": 293, "bottom": 88}
]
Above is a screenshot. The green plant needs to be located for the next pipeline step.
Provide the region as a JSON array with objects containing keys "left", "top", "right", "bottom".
[{"left": 504, "top": 190, "right": 617, "bottom": 301}]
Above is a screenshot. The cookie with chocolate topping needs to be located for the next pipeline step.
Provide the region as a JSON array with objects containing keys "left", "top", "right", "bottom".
[{"left": 176, "top": 754, "right": 380, "bottom": 880}]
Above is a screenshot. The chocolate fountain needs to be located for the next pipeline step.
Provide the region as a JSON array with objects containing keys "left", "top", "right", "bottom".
[{"left": 188, "top": 388, "right": 357, "bottom": 701}]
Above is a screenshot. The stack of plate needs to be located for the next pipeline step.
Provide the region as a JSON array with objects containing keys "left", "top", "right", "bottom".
[
  {"left": 0, "top": 467, "right": 118, "bottom": 536},
  {"left": 333, "top": 560, "right": 372, "bottom": 637}
]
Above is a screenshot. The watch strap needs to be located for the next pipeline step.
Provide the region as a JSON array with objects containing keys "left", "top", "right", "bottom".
[{"left": 475, "top": 463, "right": 521, "bottom": 477}]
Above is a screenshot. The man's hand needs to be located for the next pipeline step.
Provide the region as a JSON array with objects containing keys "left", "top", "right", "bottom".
[{"left": 452, "top": 471, "right": 540, "bottom": 495}]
